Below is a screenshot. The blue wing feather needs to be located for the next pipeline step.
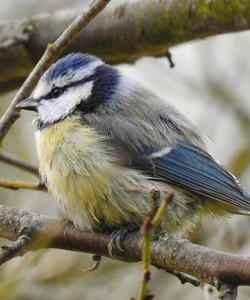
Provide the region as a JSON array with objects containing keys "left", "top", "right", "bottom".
[
  {"left": 111, "top": 133, "right": 250, "bottom": 211},
  {"left": 152, "top": 141, "right": 250, "bottom": 211},
  {"left": 244, "top": 192, "right": 250, "bottom": 202}
]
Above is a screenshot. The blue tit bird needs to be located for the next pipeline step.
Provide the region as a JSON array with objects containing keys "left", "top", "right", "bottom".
[{"left": 17, "top": 53, "right": 250, "bottom": 250}]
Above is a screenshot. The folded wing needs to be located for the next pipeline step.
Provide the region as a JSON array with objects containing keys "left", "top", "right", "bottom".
[{"left": 124, "top": 140, "right": 250, "bottom": 211}]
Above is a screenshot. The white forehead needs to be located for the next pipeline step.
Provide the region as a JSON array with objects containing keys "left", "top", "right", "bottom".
[
  {"left": 33, "top": 60, "right": 103, "bottom": 99},
  {"left": 33, "top": 79, "right": 50, "bottom": 99}
]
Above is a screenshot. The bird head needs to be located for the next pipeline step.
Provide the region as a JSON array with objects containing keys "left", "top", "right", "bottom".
[{"left": 17, "top": 53, "right": 121, "bottom": 128}]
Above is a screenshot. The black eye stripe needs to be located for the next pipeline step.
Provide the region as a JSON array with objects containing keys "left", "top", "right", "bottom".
[
  {"left": 41, "top": 74, "right": 95, "bottom": 100},
  {"left": 44, "top": 86, "right": 64, "bottom": 99}
]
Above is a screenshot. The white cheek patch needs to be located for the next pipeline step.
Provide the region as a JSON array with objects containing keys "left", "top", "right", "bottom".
[{"left": 38, "top": 81, "right": 94, "bottom": 124}]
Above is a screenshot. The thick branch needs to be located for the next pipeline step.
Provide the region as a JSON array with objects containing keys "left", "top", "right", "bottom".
[
  {"left": 0, "top": 204, "right": 250, "bottom": 289},
  {"left": 1, "top": 0, "right": 250, "bottom": 91}
]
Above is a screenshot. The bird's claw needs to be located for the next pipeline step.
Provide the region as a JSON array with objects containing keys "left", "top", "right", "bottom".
[
  {"left": 81, "top": 255, "right": 102, "bottom": 272},
  {"left": 107, "top": 224, "right": 138, "bottom": 258}
]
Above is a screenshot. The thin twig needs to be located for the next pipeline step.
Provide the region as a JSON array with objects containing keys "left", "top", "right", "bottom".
[
  {"left": 137, "top": 191, "right": 174, "bottom": 300},
  {"left": 0, "top": 178, "right": 46, "bottom": 191},
  {"left": 165, "top": 50, "right": 175, "bottom": 68},
  {"left": 151, "top": 191, "right": 174, "bottom": 229},
  {"left": 0, "top": 231, "right": 32, "bottom": 265},
  {"left": 138, "top": 217, "right": 154, "bottom": 300},
  {"left": 155, "top": 49, "right": 175, "bottom": 68},
  {"left": 0, "top": 154, "right": 39, "bottom": 177},
  {"left": 149, "top": 189, "right": 161, "bottom": 219},
  {"left": 0, "top": 0, "right": 111, "bottom": 144},
  {"left": 166, "top": 269, "right": 200, "bottom": 287}
]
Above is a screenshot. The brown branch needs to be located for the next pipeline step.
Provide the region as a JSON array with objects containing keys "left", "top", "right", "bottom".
[
  {"left": 1, "top": 0, "right": 250, "bottom": 91},
  {"left": 0, "top": 0, "right": 111, "bottom": 145},
  {"left": 0, "top": 178, "right": 46, "bottom": 191},
  {"left": 0, "top": 154, "right": 39, "bottom": 177},
  {"left": 0, "top": 204, "right": 250, "bottom": 291}
]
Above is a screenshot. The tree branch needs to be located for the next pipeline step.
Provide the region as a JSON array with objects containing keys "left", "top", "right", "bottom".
[
  {"left": 0, "top": 203, "right": 250, "bottom": 291},
  {"left": 0, "top": 0, "right": 111, "bottom": 145},
  {"left": 0, "top": 178, "right": 45, "bottom": 191},
  {"left": 1, "top": 0, "right": 250, "bottom": 92},
  {"left": 0, "top": 153, "right": 39, "bottom": 177}
]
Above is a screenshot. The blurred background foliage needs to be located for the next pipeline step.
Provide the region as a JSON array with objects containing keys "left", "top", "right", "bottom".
[{"left": 0, "top": 0, "right": 250, "bottom": 299}]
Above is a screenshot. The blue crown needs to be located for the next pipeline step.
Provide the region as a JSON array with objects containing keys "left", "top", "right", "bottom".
[{"left": 46, "top": 53, "right": 99, "bottom": 81}]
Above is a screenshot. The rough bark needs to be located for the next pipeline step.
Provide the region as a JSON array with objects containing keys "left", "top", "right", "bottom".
[
  {"left": 1, "top": 0, "right": 250, "bottom": 91},
  {"left": 0, "top": 203, "right": 249, "bottom": 290}
]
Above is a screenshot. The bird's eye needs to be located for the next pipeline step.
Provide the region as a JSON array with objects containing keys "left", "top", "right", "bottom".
[{"left": 50, "top": 86, "right": 63, "bottom": 98}]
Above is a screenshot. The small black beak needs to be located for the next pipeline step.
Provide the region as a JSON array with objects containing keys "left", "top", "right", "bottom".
[{"left": 16, "top": 98, "right": 39, "bottom": 112}]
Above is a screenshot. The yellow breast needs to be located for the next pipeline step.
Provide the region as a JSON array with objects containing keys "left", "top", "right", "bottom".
[{"left": 35, "top": 116, "right": 119, "bottom": 230}]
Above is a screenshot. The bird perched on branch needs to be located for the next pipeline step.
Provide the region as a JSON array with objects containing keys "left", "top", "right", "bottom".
[{"left": 17, "top": 53, "right": 250, "bottom": 251}]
